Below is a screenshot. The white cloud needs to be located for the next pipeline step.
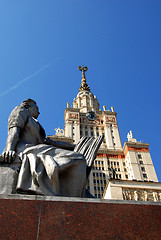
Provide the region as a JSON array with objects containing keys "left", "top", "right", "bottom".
[{"left": 0, "top": 57, "right": 60, "bottom": 97}]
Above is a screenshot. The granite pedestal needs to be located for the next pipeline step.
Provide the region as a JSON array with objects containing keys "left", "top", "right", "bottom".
[{"left": 0, "top": 195, "right": 161, "bottom": 239}]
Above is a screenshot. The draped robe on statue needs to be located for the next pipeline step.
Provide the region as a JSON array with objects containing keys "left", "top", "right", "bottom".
[{"left": 8, "top": 105, "right": 87, "bottom": 197}]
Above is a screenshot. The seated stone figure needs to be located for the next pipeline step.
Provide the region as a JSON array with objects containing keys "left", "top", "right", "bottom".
[{"left": 1, "top": 99, "right": 103, "bottom": 197}]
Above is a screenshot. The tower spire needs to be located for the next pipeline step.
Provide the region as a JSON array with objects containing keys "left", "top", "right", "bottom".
[{"left": 78, "top": 65, "right": 90, "bottom": 91}]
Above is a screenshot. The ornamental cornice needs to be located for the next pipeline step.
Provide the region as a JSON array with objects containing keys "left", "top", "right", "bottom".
[
  {"left": 103, "top": 111, "right": 117, "bottom": 116},
  {"left": 65, "top": 108, "right": 80, "bottom": 113},
  {"left": 123, "top": 141, "right": 149, "bottom": 152}
]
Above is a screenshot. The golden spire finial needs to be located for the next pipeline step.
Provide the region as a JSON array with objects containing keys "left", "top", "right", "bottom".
[{"left": 78, "top": 65, "right": 90, "bottom": 91}]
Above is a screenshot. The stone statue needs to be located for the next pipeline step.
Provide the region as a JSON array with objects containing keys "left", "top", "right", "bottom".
[
  {"left": 153, "top": 192, "right": 158, "bottom": 202},
  {"left": 134, "top": 191, "right": 139, "bottom": 201},
  {"left": 0, "top": 99, "right": 103, "bottom": 197}
]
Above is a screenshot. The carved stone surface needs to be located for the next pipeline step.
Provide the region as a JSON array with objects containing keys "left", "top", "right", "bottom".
[{"left": 122, "top": 188, "right": 161, "bottom": 202}]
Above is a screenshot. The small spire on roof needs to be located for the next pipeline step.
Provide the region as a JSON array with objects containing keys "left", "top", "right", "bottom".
[{"left": 78, "top": 65, "right": 90, "bottom": 91}]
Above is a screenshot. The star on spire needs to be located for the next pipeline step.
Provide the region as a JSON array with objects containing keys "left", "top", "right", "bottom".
[{"left": 78, "top": 65, "right": 90, "bottom": 91}]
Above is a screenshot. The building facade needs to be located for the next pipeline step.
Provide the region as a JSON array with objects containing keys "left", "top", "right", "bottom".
[{"left": 51, "top": 66, "right": 158, "bottom": 199}]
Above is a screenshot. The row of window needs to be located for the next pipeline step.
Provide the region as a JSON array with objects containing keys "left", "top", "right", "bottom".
[
  {"left": 93, "top": 179, "right": 106, "bottom": 184},
  {"left": 95, "top": 160, "right": 104, "bottom": 165},
  {"left": 109, "top": 173, "right": 122, "bottom": 179},
  {"left": 110, "top": 161, "right": 120, "bottom": 166},
  {"left": 93, "top": 172, "right": 106, "bottom": 177},
  {"left": 80, "top": 126, "right": 104, "bottom": 131},
  {"left": 93, "top": 166, "right": 104, "bottom": 170},
  {"left": 94, "top": 186, "right": 104, "bottom": 191},
  {"left": 113, "top": 168, "right": 120, "bottom": 171},
  {"left": 80, "top": 131, "right": 104, "bottom": 137},
  {"left": 95, "top": 193, "right": 102, "bottom": 198}
]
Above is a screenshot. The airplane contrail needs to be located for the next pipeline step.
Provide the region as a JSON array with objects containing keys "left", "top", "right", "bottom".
[{"left": 0, "top": 57, "right": 60, "bottom": 97}]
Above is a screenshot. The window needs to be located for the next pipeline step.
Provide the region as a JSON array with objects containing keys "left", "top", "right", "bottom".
[
  {"left": 98, "top": 161, "right": 100, "bottom": 164},
  {"left": 123, "top": 162, "right": 126, "bottom": 166},
  {"left": 93, "top": 173, "right": 95, "bottom": 176},
  {"left": 111, "top": 130, "right": 113, "bottom": 133},
  {"left": 111, "top": 162, "right": 113, "bottom": 165},
  {"left": 73, "top": 140, "right": 75, "bottom": 142},
  {"left": 139, "top": 161, "right": 143, "bottom": 164},
  {"left": 94, "top": 187, "right": 96, "bottom": 190},
  {"left": 98, "top": 194, "right": 101, "bottom": 198},
  {"left": 96, "top": 173, "right": 99, "bottom": 177},
  {"left": 100, "top": 173, "right": 102, "bottom": 177},
  {"left": 73, "top": 133, "right": 75, "bottom": 135},
  {"left": 143, "top": 174, "right": 147, "bottom": 178},
  {"left": 80, "top": 131, "right": 82, "bottom": 135},
  {"left": 118, "top": 168, "right": 120, "bottom": 172},
  {"left": 117, "top": 162, "right": 119, "bottom": 166},
  {"left": 114, "top": 143, "right": 116, "bottom": 146},
  {"left": 101, "top": 187, "right": 104, "bottom": 191},
  {"left": 95, "top": 194, "right": 97, "bottom": 197},
  {"left": 97, "top": 180, "right": 99, "bottom": 183},
  {"left": 85, "top": 126, "right": 87, "bottom": 129},
  {"left": 96, "top": 127, "right": 98, "bottom": 130},
  {"left": 119, "top": 174, "right": 121, "bottom": 178},
  {"left": 125, "top": 175, "right": 128, "bottom": 179},
  {"left": 102, "top": 167, "right": 104, "bottom": 170},
  {"left": 85, "top": 131, "right": 88, "bottom": 136},
  {"left": 114, "top": 162, "right": 116, "bottom": 165},
  {"left": 94, "top": 180, "right": 96, "bottom": 183},
  {"left": 91, "top": 132, "right": 94, "bottom": 136},
  {"left": 138, "top": 154, "right": 142, "bottom": 159},
  {"left": 91, "top": 127, "right": 93, "bottom": 130},
  {"left": 141, "top": 167, "right": 145, "bottom": 172},
  {"left": 110, "top": 124, "right": 112, "bottom": 127},
  {"left": 97, "top": 132, "right": 99, "bottom": 136},
  {"left": 124, "top": 168, "right": 127, "bottom": 172},
  {"left": 100, "top": 180, "right": 103, "bottom": 183}
]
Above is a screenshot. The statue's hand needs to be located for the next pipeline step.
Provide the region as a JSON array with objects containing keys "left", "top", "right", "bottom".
[{"left": 0, "top": 150, "right": 16, "bottom": 163}]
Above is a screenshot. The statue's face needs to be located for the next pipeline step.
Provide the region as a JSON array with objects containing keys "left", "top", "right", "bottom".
[{"left": 28, "top": 102, "right": 40, "bottom": 119}]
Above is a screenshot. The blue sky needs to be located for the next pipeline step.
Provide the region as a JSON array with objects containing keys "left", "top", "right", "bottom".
[{"left": 0, "top": 1, "right": 161, "bottom": 180}]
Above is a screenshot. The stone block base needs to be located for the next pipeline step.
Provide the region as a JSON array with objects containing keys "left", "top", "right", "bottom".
[
  {"left": 0, "top": 195, "right": 161, "bottom": 239},
  {"left": 0, "top": 165, "right": 18, "bottom": 194}
]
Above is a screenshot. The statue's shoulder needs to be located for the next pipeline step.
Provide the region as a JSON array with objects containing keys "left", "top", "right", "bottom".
[{"left": 8, "top": 105, "right": 30, "bottom": 130}]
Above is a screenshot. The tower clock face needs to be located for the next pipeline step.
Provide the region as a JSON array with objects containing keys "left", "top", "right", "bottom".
[{"left": 86, "top": 111, "right": 96, "bottom": 121}]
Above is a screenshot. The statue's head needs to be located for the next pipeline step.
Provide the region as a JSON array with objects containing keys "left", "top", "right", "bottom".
[{"left": 22, "top": 98, "right": 40, "bottom": 119}]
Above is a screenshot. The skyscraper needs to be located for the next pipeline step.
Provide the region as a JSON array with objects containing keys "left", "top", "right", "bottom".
[{"left": 50, "top": 66, "right": 159, "bottom": 200}]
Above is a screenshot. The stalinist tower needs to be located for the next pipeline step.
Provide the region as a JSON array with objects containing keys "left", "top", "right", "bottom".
[{"left": 51, "top": 66, "right": 159, "bottom": 200}]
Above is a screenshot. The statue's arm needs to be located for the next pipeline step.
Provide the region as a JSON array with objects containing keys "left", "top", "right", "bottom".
[
  {"left": 45, "top": 137, "right": 75, "bottom": 151},
  {"left": 1, "top": 127, "right": 21, "bottom": 163}
]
